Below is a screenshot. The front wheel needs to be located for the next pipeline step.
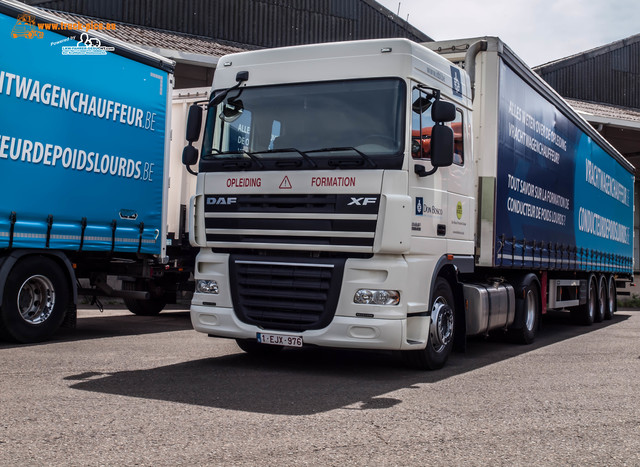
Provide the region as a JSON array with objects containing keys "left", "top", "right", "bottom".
[
  {"left": 0, "top": 256, "right": 69, "bottom": 343},
  {"left": 122, "top": 280, "right": 167, "bottom": 316},
  {"left": 403, "top": 277, "right": 455, "bottom": 370},
  {"left": 123, "top": 297, "right": 167, "bottom": 316}
]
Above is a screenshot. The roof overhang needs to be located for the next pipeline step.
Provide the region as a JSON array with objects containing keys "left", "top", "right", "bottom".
[
  {"left": 136, "top": 46, "right": 219, "bottom": 68},
  {"left": 575, "top": 112, "right": 640, "bottom": 131}
]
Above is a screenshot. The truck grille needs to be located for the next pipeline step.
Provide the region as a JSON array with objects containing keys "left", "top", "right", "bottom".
[
  {"left": 204, "top": 194, "right": 379, "bottom": 252},
  {"left": 229, "top": 255, "right": 346, "bottom": 332}
]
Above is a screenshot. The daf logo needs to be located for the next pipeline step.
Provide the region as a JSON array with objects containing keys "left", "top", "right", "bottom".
[
  {"left": 207, "top": 196, "right": 237, "bottom": 205},
  {"left": 348, "top": 197, "right": 377, "bottom": 206}
]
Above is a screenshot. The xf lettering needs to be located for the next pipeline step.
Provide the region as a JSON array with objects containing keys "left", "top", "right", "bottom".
[{"left": 348, "top": 197, "right": 377, "bottom": 206}]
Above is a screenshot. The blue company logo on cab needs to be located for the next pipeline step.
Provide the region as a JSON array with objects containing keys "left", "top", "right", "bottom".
[
  {"left": 415, "top": 197, "right": 444, "bottom": 216},
  {"left": 451, "top": 66, "right": 462, "bottom": 98}
]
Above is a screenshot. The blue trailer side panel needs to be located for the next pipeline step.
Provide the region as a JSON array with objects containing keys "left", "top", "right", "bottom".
[
  {"left": 0, "top": 11, "right": 168, "bottom": 255},
  {"left": 495, "top": 61, "right": 633, "bottom": 273}
]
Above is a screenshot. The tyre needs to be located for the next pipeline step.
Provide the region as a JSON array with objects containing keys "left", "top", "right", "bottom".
[
  {"left": 403, "top": 277, "right": 455, "bottom": 370},
  {"left": 123, "top": 298, "right": 166, "bottom": 316},
  {"left": 0, "top": 256, "right": 69, "bottom": 343},
  {"left": 594, "top": 275, "right": 607, "bottom": 323},
  {"left": 122, "top": 280, "right": 166, "bottom": 316},
  {"left": 508, "top": 280, "right": 540, "bottom": 345},
  {"left": 604, "top": 275, "right": 616, "bottom": 320},
  {"left": 236, "top": 338, "right": 283, "bottom": 354},
  {"left": 574, "top": 275, "right": 597, "bottom": 326}
]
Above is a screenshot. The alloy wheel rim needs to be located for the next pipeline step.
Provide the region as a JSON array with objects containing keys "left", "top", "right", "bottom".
[{"left": 17, "top": 275, "right": 56, "bottom": 325}]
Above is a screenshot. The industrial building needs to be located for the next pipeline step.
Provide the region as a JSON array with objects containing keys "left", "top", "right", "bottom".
[{"left": 21, "top": 0, "right": 431, "bottom": 88}]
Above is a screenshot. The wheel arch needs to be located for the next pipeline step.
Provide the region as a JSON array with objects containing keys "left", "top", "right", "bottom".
[
  {"left": 512, "top": 272, "right": 541, "bottom": 301},
  {"left": 509, "top": 272, "right": 541, "bottom": 329},
  {"left": 0, "top": 250, "right": 78, "bottom": 306},
  {"left": 428, "top": 255, "right": 472, "bottom": 352}
]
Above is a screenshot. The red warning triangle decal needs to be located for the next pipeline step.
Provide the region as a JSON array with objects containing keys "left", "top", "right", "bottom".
[{"left": 279, "top": 176, "right": 292, "bottom": 189}]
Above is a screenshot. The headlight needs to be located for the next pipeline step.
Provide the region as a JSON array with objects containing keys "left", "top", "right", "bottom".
[
  {"left": 196, "top": 279, "right": 219, "bottom": 294},
  {"left": 354, "top": 289, "right": 400, "bottom": 305}
]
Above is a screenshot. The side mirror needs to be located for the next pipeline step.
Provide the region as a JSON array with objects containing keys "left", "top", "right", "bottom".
[
  {"left": 182, "top": 145, "right": 199, "bottom": 176},
  {"left": 182, "top": 145, "right": 199, "bottom": 166},
  {"left": 414, "top": 124, "right": 453, "bottom": 178},
  {"left": 185, "top": 104, "right": 203, "bottom": 142},
  {"left": 183, "top": 104, "right": 202, "bottom": 176},
  {"left": 220, "top": 98, "right": 244, "bottom": 122},
  {"left": 430, "top": 124, "right": 454, "bottom": 167},
  {"left": 431, "top": 100, "right": 456, "bottom": 123}
]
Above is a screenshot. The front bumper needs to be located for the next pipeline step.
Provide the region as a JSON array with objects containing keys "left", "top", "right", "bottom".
[{"left": 191, "top": 303, "right": 429, "bottom": 350}]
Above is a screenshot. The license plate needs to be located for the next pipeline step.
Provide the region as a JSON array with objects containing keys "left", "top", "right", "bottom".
[{"left": 257, "top": 332, "right": 303, "bottom": 348}]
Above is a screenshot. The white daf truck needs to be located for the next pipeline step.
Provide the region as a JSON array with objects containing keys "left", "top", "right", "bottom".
[{"left": 183, "top": 37, "right": 634, "bottom": 369}]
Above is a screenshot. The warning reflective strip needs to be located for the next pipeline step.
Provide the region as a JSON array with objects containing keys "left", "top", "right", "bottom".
[
  {"left": 205, "top": 229, "right": 374, "bottom": 238},
  {"left": 204, "top": 212, "right": 377, "bottom": 220},
  {"left": 500, "top": 253, "right": 631, "bottom": 271},
  {"left": 0, "top": 231, "right": 156, "bottom": 243}
]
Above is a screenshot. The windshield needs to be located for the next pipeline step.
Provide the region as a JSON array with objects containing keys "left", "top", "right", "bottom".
[{"left": 201, "top": 78, "right": 406, "bottom": 171}]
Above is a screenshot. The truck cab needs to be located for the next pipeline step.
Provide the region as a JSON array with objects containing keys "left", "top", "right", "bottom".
[{"left": 186, "top": 39, "right": 474, "bottom": 368}]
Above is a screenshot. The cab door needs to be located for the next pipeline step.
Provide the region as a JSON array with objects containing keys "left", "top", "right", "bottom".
[{"left": 409, "top": 84, "right": 475, "bottom": 255}]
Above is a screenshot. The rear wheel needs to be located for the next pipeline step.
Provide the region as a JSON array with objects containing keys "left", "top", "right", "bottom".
[
  {"left": 594, "top": 275, "right": 607, "bottom": 323},
  {"left": 574, "top": 275, "right": 597, "bottom": 326},
  {"left": 403, "top": 277, "right": 455, "bottom": 370},
  {"left": 0, "top": 256, "right": 69, "bottom": 343},
  {"left": 604, "top": 275, "right": 616, "bottom": 320},
  {"left": 508, "top": 280, "right": 540, "bottom": 344}
]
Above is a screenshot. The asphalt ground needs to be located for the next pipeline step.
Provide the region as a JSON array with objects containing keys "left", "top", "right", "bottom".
[{"left": 1, "top": 306, "right": 639, "bottom": 466}]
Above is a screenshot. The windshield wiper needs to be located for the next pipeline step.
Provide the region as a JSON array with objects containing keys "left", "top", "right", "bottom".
[
  {"left": 242, "top": 151, "right": 265, "bottom": 168},
  {"left": 250, "top": 148, "right": 317, "bottom": 168},
  {"left": 306, "top": 147, "right": 378, "bottom": 168},
  {"left": 205, "top": 149, "right": 264, "bottom": 169}
]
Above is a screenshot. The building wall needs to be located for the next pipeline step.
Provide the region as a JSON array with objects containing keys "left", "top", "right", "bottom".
[{"left": 536, "top": 35, "right": 640, "bottom": 109}]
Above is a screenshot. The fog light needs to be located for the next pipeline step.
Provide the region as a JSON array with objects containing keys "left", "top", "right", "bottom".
[
  {"left": 196, "top": 279, "right": 219, "bottom": 294},
  {"left": 354, "top": 289, "right": 400, "bottom": 305}
]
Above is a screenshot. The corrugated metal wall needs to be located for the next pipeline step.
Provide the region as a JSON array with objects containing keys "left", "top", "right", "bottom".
[
  {"left": 536, "top": 37, "right": 640, "bottom": 110},
  {"left": 23, "top": 0, "right": 431, "bottom": 47}
]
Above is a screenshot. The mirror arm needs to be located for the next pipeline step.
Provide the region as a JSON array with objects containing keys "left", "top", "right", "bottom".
[
  {"left": 210, "top": 71, "right": 249, "bottom": 106},
  {"left": 414, "top": 164, "right": 438, "bottom": 178},
  {"left": 185, "top": 164, "right": 198, "bottom": 176}
]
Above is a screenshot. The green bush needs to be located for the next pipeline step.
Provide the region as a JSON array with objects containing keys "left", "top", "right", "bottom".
[{"left": 618, "top": 293, "right": 640, "bottom": 308}]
